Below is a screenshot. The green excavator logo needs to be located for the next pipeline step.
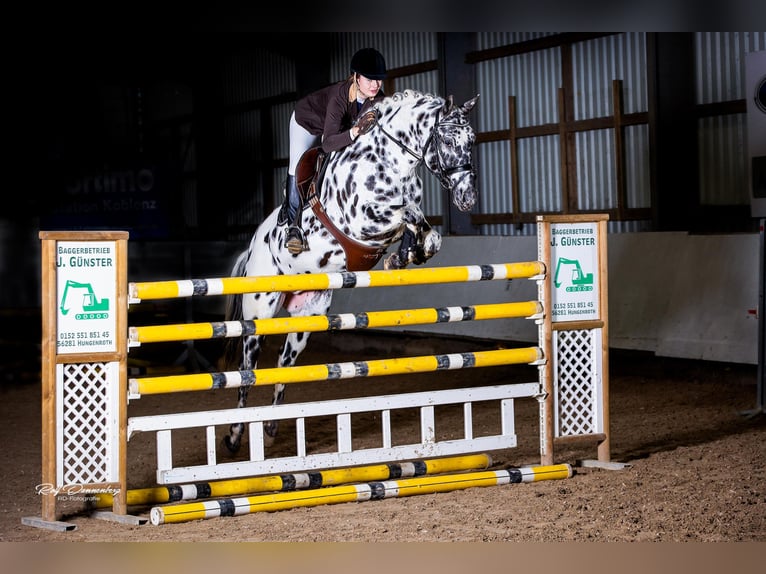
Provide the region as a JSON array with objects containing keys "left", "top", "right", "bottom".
[
  {"left": 60, "top": 280, "right": 110, "bottom": 320},
  {"left": 553, "top": 257, "right": 594, "bottom": 292}
]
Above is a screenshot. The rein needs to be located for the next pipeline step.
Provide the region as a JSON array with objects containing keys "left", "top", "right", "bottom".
[{"left": 376, "top": 108, "right": 424, "bottom": 163}]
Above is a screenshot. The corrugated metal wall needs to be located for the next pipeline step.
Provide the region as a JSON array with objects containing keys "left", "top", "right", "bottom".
[
  {"left": 475, "top": 43, "right": 561, "bottom": 237},
  {"left": 330, "top": 32, "right": 438, "bottom": 75},
  {"left": 695, "top": 32, "right": 766, "bottom": 206},
  {"left": 624, "top": 124, "right": 651, "bottom": 210},
  {"left": 223, "top": 110, "right": 263, "bottom": 228},
  {"left": 220, "top": 48, "right": 297, "bottom": 235},
  {"left": 474, "top": 33, "right": 649, "bottom": 236},
  {"left": 223, "top": 49, "right": 296, "bottom": 105},
  {"left": 477, "top": 32, "right": 558, "bottom": 50},
  {"left": 572, "top": 33, "right": 648, "bottom": 118},
  {"left": 573, "top": 34, "right": 649, "bottom": 215}
]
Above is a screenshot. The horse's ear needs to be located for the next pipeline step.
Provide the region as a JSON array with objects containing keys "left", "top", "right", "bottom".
[
  {"left": 444, "top": 95, "right": 454, "bottom": 112},
  {"left": 461, "top": 94, "right": 480, "bottom": 114}
]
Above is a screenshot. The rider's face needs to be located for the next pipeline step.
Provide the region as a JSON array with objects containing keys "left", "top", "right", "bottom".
[{"left": 357, "top": 74, "right": 382, "bottom": 99}]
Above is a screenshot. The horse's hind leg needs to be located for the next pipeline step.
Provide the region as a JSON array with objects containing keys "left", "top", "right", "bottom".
[
  {"left": 263, "top": 289, "right": 333, "bottom": 445},
  {"left": 223, "top": 332, "right": 265, "bottom": 453},
  {"left": 262, "top": 330, "right": 310, "bottom": 446},
  {"left": 223, "top": 289, "right": 282, "bottom": 455}
]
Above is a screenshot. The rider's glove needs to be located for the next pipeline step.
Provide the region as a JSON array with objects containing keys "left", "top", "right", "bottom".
[{"left": 355, "top": 110, "right": 378, "bottom": 136}]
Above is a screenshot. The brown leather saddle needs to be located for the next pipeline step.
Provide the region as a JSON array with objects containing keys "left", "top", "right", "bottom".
[{"left": 295, "top": 147, "right": 387, "bottom": 272}]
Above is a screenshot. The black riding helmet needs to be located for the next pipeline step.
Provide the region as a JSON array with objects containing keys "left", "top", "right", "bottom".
[{"left": 350, "top": 48, "right": 387, "bottom": 80}]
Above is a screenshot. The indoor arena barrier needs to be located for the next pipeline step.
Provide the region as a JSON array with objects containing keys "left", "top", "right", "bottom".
[{"left": 26, "top": 214, "right": 610, "bottom": 531}]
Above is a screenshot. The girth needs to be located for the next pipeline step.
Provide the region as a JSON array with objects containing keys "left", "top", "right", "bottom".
[{"left": 296, "top": 147, "right": 387, "bottom": 272}]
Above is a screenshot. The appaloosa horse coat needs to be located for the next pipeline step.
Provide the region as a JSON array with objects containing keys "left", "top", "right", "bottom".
[{"left": 224, "top": 90, "right": 480, "bottom": 452}]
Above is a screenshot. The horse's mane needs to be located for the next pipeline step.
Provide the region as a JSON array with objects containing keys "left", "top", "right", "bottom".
[{"left": 375, "top": 89, "right": 445, "bottom": 113}]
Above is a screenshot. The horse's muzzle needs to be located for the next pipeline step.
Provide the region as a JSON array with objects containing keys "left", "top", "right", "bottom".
[{"left": 450, "top": 170, "right": 477, "bottom": 212}]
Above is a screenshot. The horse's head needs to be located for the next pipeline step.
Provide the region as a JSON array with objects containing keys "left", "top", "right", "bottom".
[{"left": 428, "top": 94, "right": 480, "bottom": 212}]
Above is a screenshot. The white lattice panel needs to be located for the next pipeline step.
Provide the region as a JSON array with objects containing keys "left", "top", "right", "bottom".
[
  {"left": 56, "top": 362, "right": 120, "bottom": 486},
  {"left": 553, "top": 329, "right": 604, "bottom": 438}
]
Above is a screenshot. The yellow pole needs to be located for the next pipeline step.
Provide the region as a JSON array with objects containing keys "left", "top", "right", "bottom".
[
  {"left": 130, "top": 301, "right": 542, "bottom": 344},
  {"left": 129, "top": 261, "right": 546, "bottom": 302},
  {"left": 131, "top": 346, "right": 543, "bottom": 396},
  {"left": 91, "top": 453, "right": 492, "bottom": 508},
  {"left": 150, "top": 464, "right": 572, "bottom": 525}
]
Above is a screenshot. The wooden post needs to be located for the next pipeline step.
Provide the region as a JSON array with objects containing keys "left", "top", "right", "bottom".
[
  {"left": 596, "top": 217, "right": 611, "bottom": 462},
  {"left": 39, "top": 236, "right": 59, "bottom": 525},
  {"left": 537, "top": 218, "right": 555, "bottom": 466}
]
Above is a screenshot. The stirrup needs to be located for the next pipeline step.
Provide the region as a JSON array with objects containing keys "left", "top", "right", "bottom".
[{"left": 286, "top": 226, "right": 308, "bottom": 254}]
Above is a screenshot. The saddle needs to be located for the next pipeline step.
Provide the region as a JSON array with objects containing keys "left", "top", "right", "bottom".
[{"left": 295, "top": 147, "right": 387, "bottom": 272}]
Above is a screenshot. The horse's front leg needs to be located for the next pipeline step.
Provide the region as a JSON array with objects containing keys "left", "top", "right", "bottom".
[
  {"left": 384, "top": 218, "right": 442, "bottom": 270},
  {"left": 403, "top": 205, "right": 441, "bottom": 265},
  {"left": 415, "top": 219, "right": 442, "bottom": 263}
]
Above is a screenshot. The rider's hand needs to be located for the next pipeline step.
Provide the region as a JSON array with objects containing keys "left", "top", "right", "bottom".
[{"left": 355, "top": 110, "right": 377, "bottom": 137}]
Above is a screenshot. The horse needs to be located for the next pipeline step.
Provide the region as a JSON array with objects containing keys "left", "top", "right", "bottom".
[{"left": 222, "top": 89, "right": 480, "bottom": 453}]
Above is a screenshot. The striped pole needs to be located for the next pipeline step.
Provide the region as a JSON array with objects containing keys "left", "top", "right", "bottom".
[
  {"left": 91, "top": 454, "right": 492, "bottom": 508},
  {"left": 129, "top": 261, "right": 546, "bottom": 302},
  {"left": 130, "top": 301, "right": 542, "bottom": 344},
  {"left": 130, "top": 346, "right": 543, "bottom": 396},
  {"left": 150, "top": 464, "right": 573, "bottom": 525}
]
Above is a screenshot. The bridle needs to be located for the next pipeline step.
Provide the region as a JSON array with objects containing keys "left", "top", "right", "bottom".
[{"left": 375, "top": 107, "right": 474, "bottom": 190}]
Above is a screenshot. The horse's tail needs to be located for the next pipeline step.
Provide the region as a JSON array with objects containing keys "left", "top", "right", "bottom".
[
  {"left": 224, "top": 250, "right": 247, "bottom": 325},
  {"left": 221, "top": 250, "right": 248, "bottom": 370}
]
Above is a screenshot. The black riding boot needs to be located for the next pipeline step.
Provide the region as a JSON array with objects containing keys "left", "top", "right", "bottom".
[{"left": 282, "top": 174, "right": 308, "bottom": 253}]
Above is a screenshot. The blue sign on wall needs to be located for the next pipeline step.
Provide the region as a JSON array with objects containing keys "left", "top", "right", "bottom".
[{"left": 40, "top": 165, "right": 172, "bottom": 239}]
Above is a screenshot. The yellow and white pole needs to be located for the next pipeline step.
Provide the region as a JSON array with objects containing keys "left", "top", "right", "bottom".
[
  {"left": 92, "top": 453, "right": 492, "bottom": 508},
  {"left": 129, "top": 262, "right": 546, "bottom": 302},
  {"left": 130, "top": 301, "right": 542, "bottom": 344},
  {"left": 130, "top": 347, "right": 543, "bottom": 396},
  {"left": 150, "top": 464, "right": 573, "bottom": 525}
]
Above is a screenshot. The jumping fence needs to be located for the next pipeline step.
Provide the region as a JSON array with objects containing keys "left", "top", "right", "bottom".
[{"left": 24, "top": 214, "right": 610, "bottom": 531}]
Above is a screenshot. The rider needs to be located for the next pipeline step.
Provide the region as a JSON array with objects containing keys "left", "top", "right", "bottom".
[{"left": 279, "top": 48, "right": 387, "bottom": 254}]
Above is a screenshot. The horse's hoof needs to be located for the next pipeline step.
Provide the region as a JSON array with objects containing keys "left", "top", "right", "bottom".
[
  {"left": 409, "top": 245, "right": 427, "bottom": 265},
  {"left": 264, "top": 420, "right": 279, "bottom": 447},
  {"left": 222, "top": 435, "right": 241, "bottom": 455},
  {"left": 383, "top": 253, "right": 400, "bottom": 270}
]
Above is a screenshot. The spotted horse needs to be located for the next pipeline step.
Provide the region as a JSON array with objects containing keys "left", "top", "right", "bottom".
[{"left": 223, "top": 89, "right": 480, "bottom": 453}]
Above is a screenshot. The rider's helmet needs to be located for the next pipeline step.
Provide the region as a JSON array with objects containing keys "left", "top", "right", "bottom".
[{"left": 350, "top": 48, "right": 387, "bottom": 80}]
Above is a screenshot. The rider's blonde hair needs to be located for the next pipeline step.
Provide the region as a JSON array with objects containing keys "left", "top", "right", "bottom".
[{"left": 348, "top": 73, "right": 358, "bottom": 102}]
